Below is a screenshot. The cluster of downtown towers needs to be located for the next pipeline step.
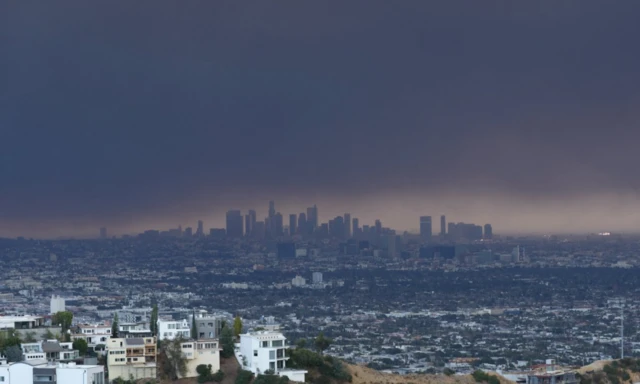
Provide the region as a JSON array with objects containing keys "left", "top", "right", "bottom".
[{"left": 188, "top": 201, "right": 493, "bottom": 242}]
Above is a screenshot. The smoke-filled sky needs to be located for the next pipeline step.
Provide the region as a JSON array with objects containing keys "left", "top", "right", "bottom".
[{"left": 3, "top": 1, "right": 640, "bottom": 238}]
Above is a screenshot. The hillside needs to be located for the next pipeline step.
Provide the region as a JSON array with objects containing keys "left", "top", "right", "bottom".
[
  {"left": 576, "top": 359, "right": 640, "bottom": 384},
  {"left": 347, "top": 363, "right": 513, "bottom": 384}
]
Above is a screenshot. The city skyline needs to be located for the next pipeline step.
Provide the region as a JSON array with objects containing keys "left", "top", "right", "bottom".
[{"left": 4, "top": 2, "right": 640, "bottom": 237}]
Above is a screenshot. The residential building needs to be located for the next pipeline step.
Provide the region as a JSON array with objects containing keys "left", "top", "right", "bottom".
[
  {"left": 291, "top": 275, "right": 306, "bottom": 287},
  {"left": 119, "top": 322, "right": 153, "bottom": 339},
  {"left": 158, "top": 319, "right": 190, "bottom": 340},
  {"left": 189, "top": 312, "right": 223, "bottom": 340},
  {"left": 179, "top": 339, "right": 220, "bottom": 379},
  {"left": 0, "top": 361, "right": 105, "bottom": 384},
  {"left": 107, "top": 337, "right": 157, "bottom": 381},
  {"left": 21, "top": 340, "right": 79, "bottom": 362},
  {"left": 72, "top": 324, "right": 111, "bottom": 347},
  {"left": 0, "top": 315, "right": 45, "bottom": 330},
  {"left": 240, "top": 331, "right": 306, "bottom": 382},
  {"left": 312, "top": 272, "right": 323, "bottom": 285}
]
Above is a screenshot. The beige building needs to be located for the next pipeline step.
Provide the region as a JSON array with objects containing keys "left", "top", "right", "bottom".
[
  {"left": 179, "top": 339, "right": 221, "bottom": 379},
  {"left": 107, "top": 337, "right": 157, "bottom": 381}
]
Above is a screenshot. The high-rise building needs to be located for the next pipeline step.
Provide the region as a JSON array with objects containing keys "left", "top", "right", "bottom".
[
  {"left": 249, "top": 210, "right": 257, "bottom": 231},
  {"left": 329, "top": 216, "right": 345, "bottom": 239},
  {"left": 420, "top": 216, "right": 432, "bottom": 241},
  {"left": 344, "top": 213, "right": 351, "bottom": 238},
  {"left": 387, "top": 235, "right": 402, "bottom": 258},
  {"left": 196, "top": 220, "right": 204, "bottom": 237},
  {"left": 352, "top": 218, "right": 360, "bottom": 236},
  {"left": 298, "top": 213, "right": 307, "bottom": 235},
  {"left": 184, "top": 227, "right": 193, "bottom": 237},
  {"left": 225, "top": 210, "right": 243, "bottom": 238},
  {"left": 306, "top": 205, "right": 318, "bottom": 231},
  {"left": 484, "top": 224, "right": 493, "bottom": 239},
  {"left": 50, "top": 294, "right": 65, "bottom": 314},
  {"left": 440, "top": 215, "right": 446, "bottom": 236},
  {"left": 100, "top": 227, "right": 107, "bottom": 239},
  {"left": 375, "top": 220, "right": 382, "bottom": 236},
  {"left": 274, "top": 212, "right": 284, "bottom": 236},
  {"left": 312, "top": 272, "right": 323, "bottom": 284},
  {"left": 245, "top": 215, "right": 252, "bottom": 236},
  {"left": 289, "top": 214, "right": 297, "bottom": 236},
  {"left": 268, "top": 200, "right": 275, "bottom": 218}
]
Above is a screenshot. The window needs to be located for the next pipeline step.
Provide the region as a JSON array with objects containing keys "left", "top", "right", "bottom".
[
  {"left": 253, "top": 350, "right": 258, "bottom": 357},
  {"left": 272, "top": 340, "right": 283, "bottom": 347},
  {"left": 270, "top": 362, "right": 275, "bottom": 371},
  {"left": 277, "top": 360, "right": 284, "bottom": 369},
  {"left": 261, "top": 341, "right": 269, "bottom": 348},
  {"left": 269, "top": 350, "right": 275, "bottom": 360},
  {"left": 0, "top": 377, "right": 4, "bottom": 382}
]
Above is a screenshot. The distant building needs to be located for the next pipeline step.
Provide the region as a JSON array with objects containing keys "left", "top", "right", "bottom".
[
  {"left": 0, "top": 362, "right": 105, "bottom": 384},
  {"left": 526, "top": 359, "right": 577, "bottom": 384},
  {"left": 226, "top": 210, "right": 244, "bottom": 238},
  {"left": 239, "top": 331, "right": 306, "bottom": 382},
  {"left": 269, "top": 200, "right": 276, "bottom": 218},
  {"left": 196, "top": 220, "right": 204, "bottom": 236},
  {"left": 277, "top": 243, "right": 296, "bottom": 259},
  {"left": 312, "top": 272, "right": 323, "bottom": 284},
  {"left": 420, "top": 245, "right": 455, "bottom": 259},
  {"left": 291, "top": 275, "right": 306, "bottom": 287},
  {"left": 344, "top": 213, "right": 351, "bottom": 238},
  {"left": 184, "top": 227, "right": 193, "bottom": 237},
  {"left": 306, "top": 205, "right": 318, "bottom": 231},
  {"left": 440, "top": 215, "right": 446, "bottom": 236},
  {"left": 484, "top": 224, "right": 493, "bottom": 239},
  {"left": 189, "top": 312, "right": 224, "bottom": 339},
  {"left": 387, "top": 235, "right": 402, "bottom": 258},
  {"left": 50, "top": 295, "right": 65, "bottom": 314},
  {"left": 274, "top": 213, "right": 284, "bottom": 236},
  {"left": 289, "top": 214, "right": 297, "bottom": 236},
  {"left": 352, "top": 218, "right": 360, "bottom": 237},
  {"left": 420, "top": 216, "right": 432, "bottom": 241}
]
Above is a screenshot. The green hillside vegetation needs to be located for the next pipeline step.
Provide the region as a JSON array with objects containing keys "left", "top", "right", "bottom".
[
  {"left": 287, "top": 348, "right": 353, "bottom": 384},
  {"left": 578, "top": 359, "right": 640, "bottom": 384}
]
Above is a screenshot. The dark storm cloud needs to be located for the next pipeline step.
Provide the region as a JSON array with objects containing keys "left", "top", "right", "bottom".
[{"left": 2, "top": 1, "right": 640, "bottom": 236}]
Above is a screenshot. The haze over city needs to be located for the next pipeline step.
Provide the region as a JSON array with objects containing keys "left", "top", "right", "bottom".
[{"left": 3, "top": 1, "right": 640, "bottom": 238}]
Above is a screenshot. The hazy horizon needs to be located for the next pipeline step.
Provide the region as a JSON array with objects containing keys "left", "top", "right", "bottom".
[{"left": 3, "top": 2, "right": 640, "bottom": 238}]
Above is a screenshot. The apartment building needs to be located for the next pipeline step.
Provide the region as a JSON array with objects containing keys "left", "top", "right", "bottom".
[
  {"left": 189, "top": 312, "right": 224, "bottom": 339},
  {"left": 179, "top": 339, "right": 221, "bottom": 379},
  {"left": 107, "top": 337, "right": 157, "bottom": 381},
  {"left": 72, "top": 324, "right": 112, "bottom": 347},
  {"left": 21, "top": 340, "right": 79, "bottom": 362},
  {"left": 158, "top": 319, "right": 190, "bottom": 340},
  {"left": 0, "top": 361, "right": 104, "bottom": 384},
  {"left": 119, "top": 321, "right": 153, "bottom": 339},
  {"left": 0, "top": 315, "right": 45, "bottom": 330},
  {"left": 239, "top": 331, "right": 306, "bottom": 382}
]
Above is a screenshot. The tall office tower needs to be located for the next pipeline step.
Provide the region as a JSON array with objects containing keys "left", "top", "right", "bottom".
[
  {"left": 269, "top": 200, "right": 276, "bottom": 218},
  {"left": 298, "top": 212, "right": 307, "bottom": 235},
  {"left": 274, "top": 213, "right": 284, "bottom": 236},
  {"left": 225, "top": 210, "right": 244, "bottom": 238},
  {"left": 245, "top": 215, "right": 252, "bottom": 236},
  {"left": 352, "top": 218, "right": 360, "bottom": 236},
  {"left": 420, "top": 216, "right": 432, "bottom": 242},
  {"left": 329, "top": 216, "right": 345, "bottom": 239},
  {"left": 344, "top": 213, "right": 351, "bottom": 238},
  {"left": 387, "top": 235, "right": 402, "bottom": 258},
  {"left": 440, "top": 215, "right": 446, "bottom": 236},
  {"left": 184, "top": 227, "right": 193, "bottom": 237},
  {"left": 197, "top": 220, "right": 204, "bottom": 236},
  {"left": 289, "top": 214, "right": 297, "bottom": 236},
  {"left": 448, "top": 222, "right": 456, "bottom": 239},
  {"left": 100, "top": 227, "right": 107, "bottom": 239},
  {"left": 248, "top": 210, "right": 257, "bottom": 231},
  {"left": 375, "top": 220, "right": 382, "bottom": 236},
  {"left": 484, "top": 224, "right": 493, "bottom": 239},
  {"left": 306, "top": 205, "right": 318, "bottom": 230}
]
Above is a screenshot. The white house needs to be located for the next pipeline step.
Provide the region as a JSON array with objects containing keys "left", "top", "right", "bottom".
[
  {"left": 179, "top": 339, "right": 221, "bottom": 379},
  {"left": 107, "top": 337, "right": 157, "bottom": 381},
  {"left": 72, "top": 324, "right": 111, "bottom": 347},
  {"left": 158, "top": 319, "right": 190, "bottom": 340},
  {"left": 0, "top": 361, "right": 104, "bottom": 384},
  {"left": 239, "top": 331, "right": 306, "bottom": 382}
]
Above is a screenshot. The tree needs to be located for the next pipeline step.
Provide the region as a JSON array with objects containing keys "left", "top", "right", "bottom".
[
  {"left": 314, "top": 332, "right": 332, "bottom": 355},
  {"left": 24, "top": 331, "right": 37, "bottom": 343},
  {"left": 52, "top": 311, "right": 73, "bottom": 333},
  {"left": 150, "top": 304, "right": 159, "bottom": 337},
  {"left": 160, "top": 338, "right": 188, "bottom": 380},
  {"left": 73, "top": 338, "right": 89, "bottom": 356},
  {"left": 296, "top": 339, "right": 307, "bottom": 349},
  {"left": 233, "top": 316, "right": 243, "bottom": 338},
  {"left": 220, "top": 325, "right": 235, "bottom": 358},
  {"left": 191, "top": 309, "right": 198, "bottom": 340},
  {"left": 4, "top": 345, "right": 24, "bottom": 362},
  {"left": 112, "top": 313, "right": 119, "bottom": 338}
]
